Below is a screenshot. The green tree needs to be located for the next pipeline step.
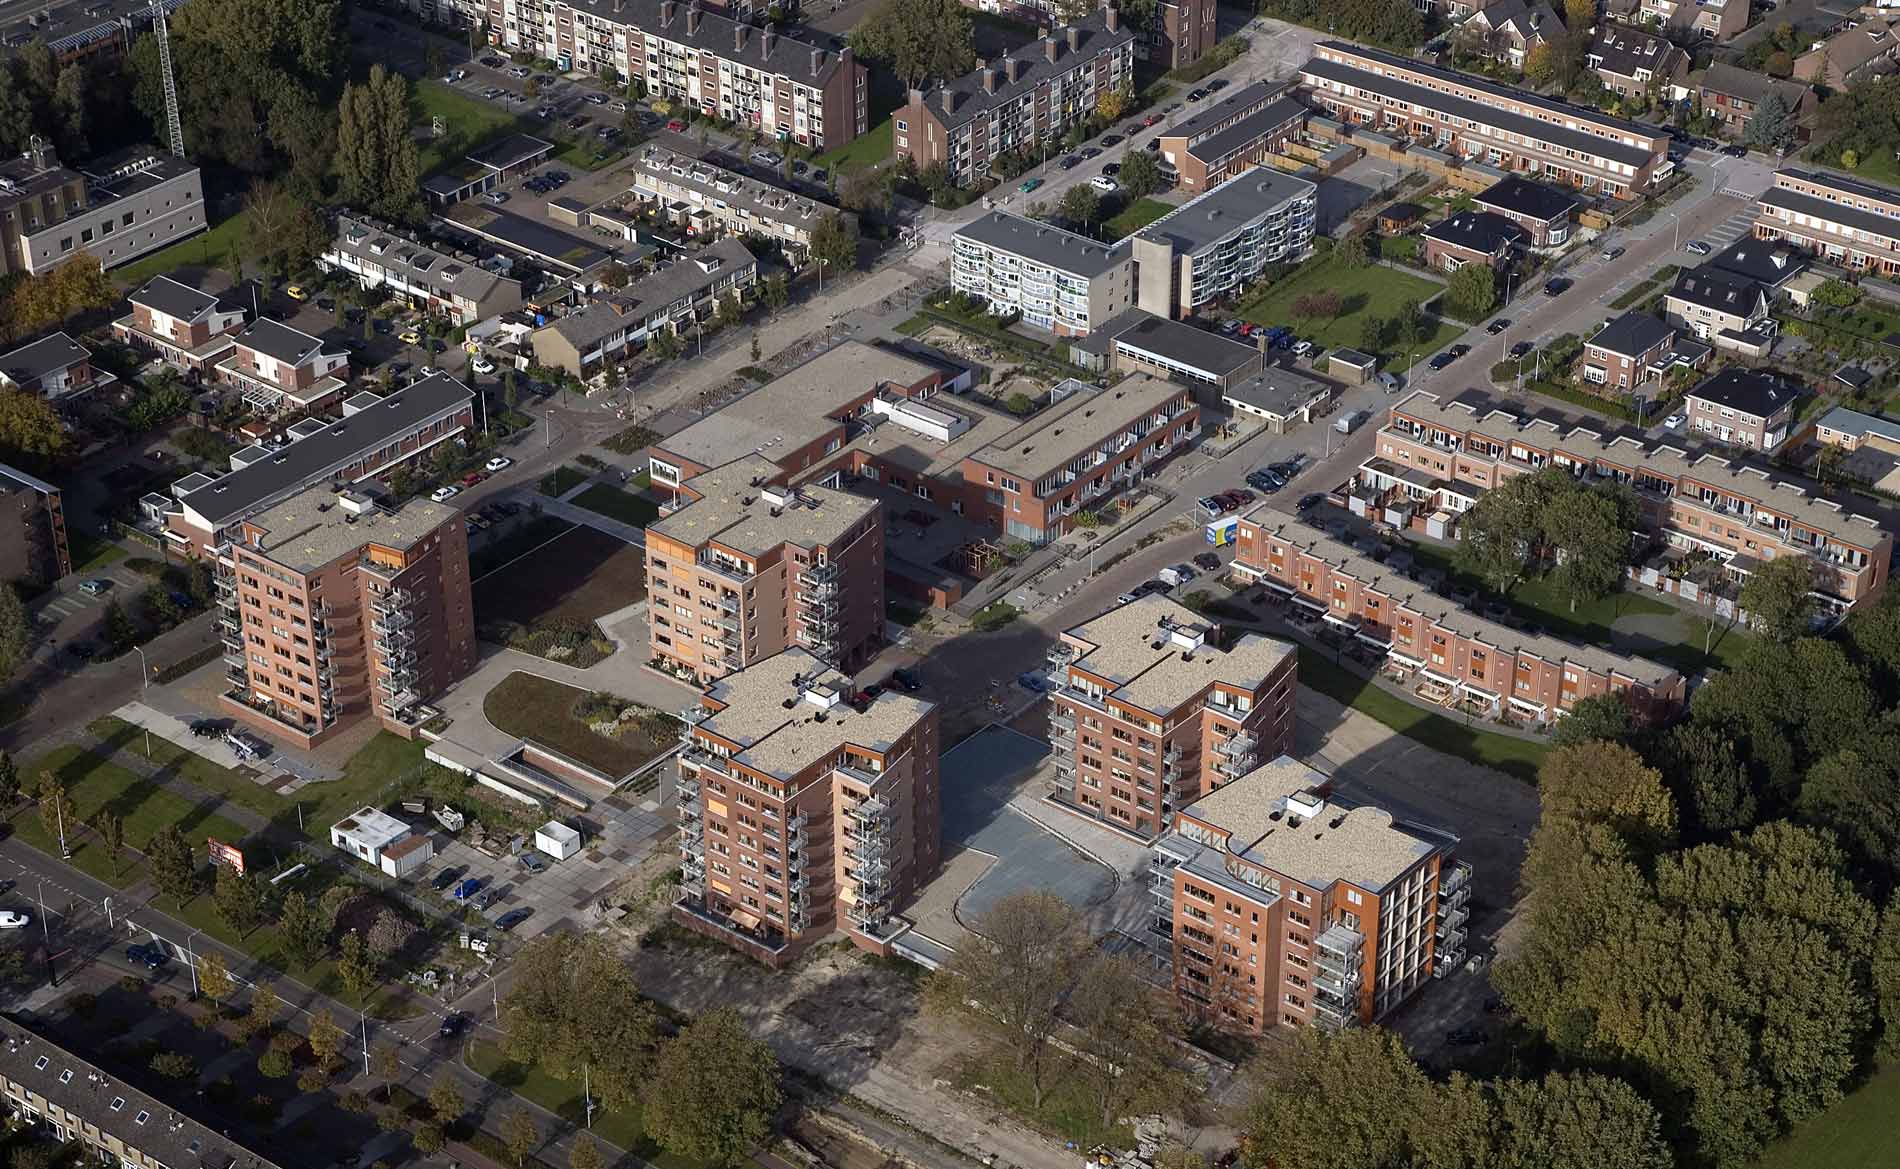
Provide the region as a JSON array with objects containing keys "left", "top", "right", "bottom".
[
  {"left": 0, "top": 582, "right": 27, "bottom": 685},
  {"left": 647, "top": 329, "right": 684, "bottom": 361},
  {"left": 500, "top": 933, "right": 659, "bottom": 1111},
  {"left": 95, "top": 811, "right": 125, "bottom": 875},
  {"left": 1337, "top": 231, "right": 1370, "bottom": 268},
  {"left": 1070, "top": 955, "right": 1185, "bottom": 1129},
  {"left": 762, "top": 273, "right": 789, "bottom": 314},
  {"left": 809, "top": 213, "right": 859, "bottom": 273},
  {"left": 0, "top": 386, "right": 68, "bottom": 465},
  {"left": 101, "top": 599, "right": 135, "bottom": 651},
  {"left": 36, "top": 773, "right": 77, "bottom": 849},
  {"left": 197, "top": 948, "right": 234, "bottom": 1004},
  {"left": 1005, "top": 392, "right": 1035, "bottom": 415},
  {"left": 1119, "top": 149, "right": 1163, "bottom": 198},
  {"left": 846, "top": 0, "right": 975, "bottom": 90},
  {"left": 501, "top": 1107, "right": 539, "bottom": 1168},
  {"left": 257, "top": 1048, "right": 292, "bottom": 1079},
  {"left": 277, "top": 889, "right": 329, "bottom": 969},
  {"left": 1543, "top": 486, "right": 1629, "bottom": 610},
  {"left": 1739, "top": 554, "right": 1815, "bottom": 640},
  {"left": 1454, "top": 466, "right": 1565, "bottom": 591},
  {"left": 1744, "top": 90, "right": 1794, "bottom": 153},
  {"left": 337, "top": 929, "right": 378, "bottom": 997},
  {"left": 646, "top": 1009, "right": 782, "bottom": 1166},
  {"left": 308, "top": 1009, "right": 345, "bottom": 1071},
  {"left": 1358, "top": 314, "right": 1388, "bottom": 352},
  {"left": 147, "top": 825, "right": 199, "bottom": 902},
  {"left": 150, "top": 1051, "right": 197, "bottom": 1080},
  {"left": 412, "top": 1122, "right": 447, "bottom": 1156},
  {"left": 336, "top": 64, "right": 421, "bottom": 221},
  {"left": 1240, "top": 1028, "right": 1438, "bottom": 1169},
  {"left": 428, "top": 1078, "right": 464, "bottom": 1125},
  {"left": 1059, "top": 183, "right": 1100, "bottom": 228},
  {"left": 1445, "top": 261, "right": 1500, "bottom": 320},
  {"left": 1810, "top": 278, "right": 1862, "bottom": 309},
  {"left": 1549, "top": 694, "right": 1633, "bottom": 750},
  {"left": 0, "top": 750, "right": 17, "bottom": 807},
  {"left": 569, "top": 1134, "right": 604, "bottom": 1169},
  {"left": 214, "top": 863, "right": 268, "bottom": 937}
]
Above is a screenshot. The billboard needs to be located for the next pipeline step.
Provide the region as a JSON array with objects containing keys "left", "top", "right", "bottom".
[{"left": 207, "top": 837, "right": 245, "bottom": 875}]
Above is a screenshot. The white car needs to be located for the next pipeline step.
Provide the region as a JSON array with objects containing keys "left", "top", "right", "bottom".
[
  {"left": 472, "top": 355, "right": 497, "bottom": 374},
  {"left": 430, "top": 485, "right": 461, "bottom": 503},
  {"left": 0, "top": 910, "right": 30, "bottom": 930},
  {"left": 1664, "top": 413, "right": 1686, "bottom": 430},
  {"left": 484, "top": 456, "right": 513, "bottom": 473},
  {"left": 1291, "top": 340, "right": 1313, "bottom": 357},
  {"left": 1089, "top": 174, "right": 1119, "bottom": 193}
]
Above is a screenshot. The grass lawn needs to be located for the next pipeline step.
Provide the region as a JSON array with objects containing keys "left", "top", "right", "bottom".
[
  {"left": 88, "top": 716, "right": 286, "bottom": 821},
  {"left": 1104, "top": 197, "right": 1174, "bottom": 241},
  {"left": 465, "top": 1041, "right": 671, "bottom": 1161},
  {"left": 571, "top": 482, "right": 660, "bottom": 527},
  {"left": 815, "top": 116, "right": 893, "bottom": 173},
  {"left": 1240, "top": 257, "right": 1458, "bottom": 372},
  {"left": 414, "top": 80, "right": 520, "bottom": 174},
  {"left": 1754, "top": 1063, "right": 1900, "bottom": 1169},
  {"left": 539, "top": 465, "right": 590, "bottom": 497},
  {"left": 482, "top": 672, "right": 673, "bottom": 777},
  {"left": 113, "top": 211, "right": 252, "bottom": 286},
  {"left": 1296, "top": 649, "right": 1546, "bottom": 782},
  {"left": 474, "top": 524, "right": 645, "bottom": 626},
  {"left": 954, "top": 1054, "right": 1131, "bottom": 1149},
  {"left": 23, "top": 745, "right": 250, "bottom": 849},
  {"left": 67, "top": 529, "right": 128, "bottom": 573}
]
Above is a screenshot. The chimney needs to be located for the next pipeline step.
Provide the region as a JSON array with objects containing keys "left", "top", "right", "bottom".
[
  {"left": 982, "top": 67, "right": 997, "bottom": 93},
  {"left": 687, "top": 4, "right": 700, "bottom": 35},
  {"left": 1038, "top": 24, "right": 1050, "bottom": 39},
  {"left": 941, "top": 89, "right": 955, "bottom": 114},
  {"left": 1006, "top": 56, "right": 1022, "bottom": 83},
  {"left": 660, "top": 0, "right": 676, "bottom": 27},
  {"left": 908, "top": 86, "right": 925, "bottom": 109},
  {"left": 763, "top": 27, "right": 777, "bottom": 58},
  {"left": 975, "top": 56, "right": 987, "bottom": 71},
  {"left": 1045, "top": 36, "right": 1058, "bottom": 64},
  {"left": 1067, "top": 26, "right": 1080, "bottom": 52},
  {"left": 811, "top": 47, "right": 824, "bottom": 76},
  {"left": 735, "top": 24, "right": 745, "bottom": 51},
  {"left": 1106, "top": 5, "right": 1119, "bottom": 31}
]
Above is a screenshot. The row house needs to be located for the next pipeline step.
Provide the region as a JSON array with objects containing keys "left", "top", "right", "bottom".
[
  {"left": 951, "top": 210, "right": 1133, "bottom": 336},
  {"left": 528, "top": 237, "right": 757, "bottom": 376},
  {"left": 959, "top": 374, "right": 1199, "bottom": 545},
  {"left": 1043, "top": 593, "right": 1298, "bottom": 840},
  {"left": 217, "top": 484, "right": 476, "bottom": 749},
  {"left": 1234, "top": 508, "right": 1687, "bottom": 724},
  {"left": 1622, "top": 0, "right": 1747, "bottom": 41},
  {"left": 0, "top": 332, "right": 113, "bottom": 401},
  {"left": 1297, "top": 41, "right": 1671, "bottom": 198},
  {"left": 1580, "top": 309, "right": 1711, "bottom": 394},
  {"left": 629, "top": 142, "right": 855, "bottom": 261},
  {"left": 1147, "top": 755, "right": 1467, "bottom": 1034},
  {"left": 896, "top": 8, "right": 1136, "bottom": 187},
  {"left": 1696, "top": 65, "right": 1816, "bottom": 143},
  {"left": 1794, "top": 18, "right": 1900, "bottom": 90},
  {"left": 483, "top": 0, "right": 867, "bottom": 151},
  {"left": 1755, "top": 167, "right": 1900, "bottom": 277},
  {"left": 1587, "top": 23, "right": 1690, "bottom": 101},
  {"left": 1681, "top": 368, "right": 1804, "bottom": 453},
  {"left": 216, "top": 319, "right": 351, "bottom": 417},
  {"left": 319, "top": 214, "right": 525, "bottom": 327},
  {"left": 673, "top": 647, "right": 941, "bottom": 964},
  {"left": 644, "top": 453, "right": 885, "bottom": 683},
  {"left": 111, "top": 274, "right": 247, "bottom": 375},
  {"left": 1370, "top": 391, "right": 1894, "bottom": 609},
  {"left": 1152, "top": 84, "right": 1308, "bottom": 192}
]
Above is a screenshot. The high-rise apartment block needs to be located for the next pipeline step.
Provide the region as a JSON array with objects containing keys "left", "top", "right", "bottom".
[
  {"left": 1149, "top": 755, "right": 1470, "bottom": 1033},
  {"left": 0, "top": 460, "right": 68, "bottom": 586},
  {"left": 674, "top": 647, "right": 941, "bottom": 964},
  {"left": 645, "top": 452, "right": 885, "bottom": 683},
  {"left": 217, "top": 485, "right": 476, "bottom": 748},
  {"left": 1044, "top": 594, "right": 1298, "bottom": 840}
]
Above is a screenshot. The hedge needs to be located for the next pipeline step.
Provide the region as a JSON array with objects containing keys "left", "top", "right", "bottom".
[{"left": 154, "top": 644, "right": 222, "bottom": 684}]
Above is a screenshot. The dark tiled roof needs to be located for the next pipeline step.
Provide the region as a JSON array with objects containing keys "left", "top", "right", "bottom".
[
  {"left": 1759, "top": 182, "right": 1900, "bottom": 245},
  {"left": 1706, "top": 238, "right": 1808, "bottom": 287},
  {"left": 1423, "top": 211, "right": 1527, "bottom": 254},
  {"left": 1589, "top": 23, "right": 1685, "bottom": 79},
  {"left": 1668, "top": 267, "right": 1766, "bottom": 316},
  {"left": 1185, "top": 96, "right": 1309, "bottom": 165},
  {"left": 1699, "top": 63, "right": 1812, "bottom": 109},
  {"left": 923, "top": 10, "right": 1135, "bottom": 131},
  {"left": 1474, "top": 175, "right": 1580, "bottom": 223},
  {"left": 127, "top": 274, "right": 218, "bottom": 321},
  {"left": 467, "top": 133, "right": 555, "bottom": 172},
  {"left": 0, "top": 332, "right": 89, "bottom": 384},
  {"left": 1588, "top": 310, "right": 1675, "bottom": 357},
  {"left": 955, "top": 210, "right": 1129, "bottom": 276},
  {"left": 1163, "top": 81, "right": 1278, "bottom": 143},
  {"left": 1688, "top": 368, "right": 1803, "bottom": 418},
  {"left": 233, "top": 319, "right": 330, "bottom": 366}
]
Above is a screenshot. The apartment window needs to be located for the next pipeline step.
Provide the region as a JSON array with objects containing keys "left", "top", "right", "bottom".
[{"left": 59, "top": 237, "right": 72, "bottom": 253}]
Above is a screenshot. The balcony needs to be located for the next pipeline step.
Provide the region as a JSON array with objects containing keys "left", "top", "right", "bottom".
[
  {"left": 852, "top": 795, "right": 890, "bottom": 825},
  {"left": 1216, "top": 731, "right": 1256, "bottom": 759},
  {"left": 371, "top": 610, "right": 415, "bottom": 635},
  {"left": 1212, "top": 752, "right": 1256, "bottom": 779},
  {"left": 1148, "top": 866, "right": 1175, "bottom": 900},
  {"left": 717, "top": 593, "right": 740, "bottom": 613},
  {"left": 696, "top": 553, "right": 752, "bottom": 585},
  {"left": 1437, "top": 906, "right": 1469, "bottom": 936},
  {"left": 1311, "top": 992, "right": 1354, "bottom": 1030},
  {"left": 374, "top": 627, "right": 414, "bottom": 653},
  {"left": 1049, "top": 709, "right": 1076, "bottom": 735},
  {"left": 1315, "top": 923, "right": 1364, "bottom": 969},
  {"left": 1438, "top": 883, "right": 1470, "bottom": 912},
  {"left": 676, "top": 770, "right": 702, "bottom": 801},
  {"left": 370, "top": 587, "right": 416, "bottom": 616},
  {"left": 1439, "top": 860, "right": 1472, "bottom": 896}
]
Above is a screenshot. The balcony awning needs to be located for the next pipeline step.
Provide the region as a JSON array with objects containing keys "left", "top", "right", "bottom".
[
  {"left": 1463, "top": 684, "right": 1500, "bottom": 701},
  {"left": 1322, "top": 612, "right": 1361, "bottom": 629},
  {"left": 1389, "top": 650, "right": 1425, "bottom": 668},
  {"left": 1291, "top": 594, "right": 1326, "bottom": 613},
  {"left": 1509, "top": 696, "right": 1547, "bottom": 713},
  {"left": 1420, "top": 667, "right": 1459, "bottom": 687},
  {"left": 1354, "top": 632, "right": 1391, "bottom": 650},
  {"left": 729, "top": 907, "right": 762, "bottom": 931}
]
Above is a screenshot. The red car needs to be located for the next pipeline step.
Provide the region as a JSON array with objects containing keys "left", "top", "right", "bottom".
[
  {"left": 665, "top": 118, "right": 686, "bottom": 133},
  {"left": 1143, "top": 113, "right": 1162, "bottom": 126},
  {"left": 461, "top": 472, "right": 485, "bottom": 487}
]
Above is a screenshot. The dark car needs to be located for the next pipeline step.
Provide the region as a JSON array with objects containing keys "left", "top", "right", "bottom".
[
  {"left": 478, "top": 888, "right": 504, "bottom": 910},
  {"left": 1485, "top": 317, "right": 1511, "bottom": 335},
  {"left": 452, "top": 877, "right": 484, "bottom": 901},
  {"left": 1723, "top": 144, "right": 1747, "bottom": 157},
  {"left": 1100, "top": 134, "right": 1123, "bottom": 147},
  {"left": 1207, "top": 78, "right": 1229, "bottom": 92},
  {"left": 889, "top": 667, "right": 924, "bottom": 692},
  {"left": 1543, "top": 277, "right": 1573, "bottom": 296},
  {"left": 1103, "top": 162, "right": 1120, "bottom": 176},
  {"left": 1080, "top": 146, "right": 1101, "bottom": 160},
  {"left": 430, "top": 867, "right": 462, "bottom": 892},
  {"left": 1428, "top": 351, "right": 1456, "bottom": 371},
  {"left": 189, "top": 719, "right": 220, "bottom": 739},
  {"left": 1059, "top": 154, "right": 1081, "bottom": 170},
  {"left": 1448, "top": 344, "right": 1470, "bottom": 359},
  {"left": 1193, "top": 552, "right": 1221, "bottom": 572},
  {"left": 125, "top": 943, "right": 167, "bottom": 971},
  {"left": 518, "top": 852, "right": 549, "bottom": 874},
  {"left": 496, "top": 907, "right": 533, "bottom": 931},
  {"left": 1187, "top": 88, "right": 1208, "bottom": 101},
  {"left": 439, "top": 1011, "right": 470, "bottom": 1039},
  {"left": 1509, "top": 340, "right": 1536, "bottom": 358},
  {"left": 1297, "top": 493, "right": 1326, "bottom": 512}
]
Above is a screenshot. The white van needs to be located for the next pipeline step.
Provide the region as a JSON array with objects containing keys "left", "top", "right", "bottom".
[{"left": 1335, "top": 409, "right": 1370, "bottom": 435}]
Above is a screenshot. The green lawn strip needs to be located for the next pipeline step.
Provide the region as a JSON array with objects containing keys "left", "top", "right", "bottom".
[
  {"left": 464, "top": 1040, "right": 661, "bottom": 1158},
  {"left": 571, "top": 482, "right": 659, "bottom": 527},
  {"left": 112, "top": 212, "right": 252, "bottom": 286},
  {"left": 291, "top": 733, "right": 431, "bottom": 837},
  {"left": 1295, "top": 649, "right": 1545, "bottom": 781},
  {"left": 482, "top": 673, "right": 665, "bottom": 777},
  {"left": 815, "top": 116, "right": 894, "bottom": 173},
  {"left": 87, "top": 715, "right": 288, "bottom": 821},
  {"left": 7, "top": 813, "right": 142, "bottom": 888},
  {"left": 954, "top": 1055, "right": 1131, "bottom": 1149},
  {"left": 1239, "top": 258, "right": 1454, "bottom": 371},
  {"left": 1753, "top": 1062, "right": 1900, "bottom": 1169},
  {"left": 23, "top": 745, "right": 249, "bottom": 850},
  {"left": 539, "top": 465, "right": 590, "bottom": 497},
  {"left": 1104, "top": 197, "right": 1174, "bottom": 241},
  {"left": 68, "top": 529, "right": 129, "bottom": 573},
  {"left": 414, "top": 80, "right": 521, "bottom": 174}
]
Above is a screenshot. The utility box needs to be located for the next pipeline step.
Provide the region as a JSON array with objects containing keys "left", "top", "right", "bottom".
[{"left": 535, "top": 821, "right": 582, "bottom": 861}]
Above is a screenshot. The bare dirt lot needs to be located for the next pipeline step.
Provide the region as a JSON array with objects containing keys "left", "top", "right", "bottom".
[{"left": 473, "top": 524, "right": 646, "bottom": 627}]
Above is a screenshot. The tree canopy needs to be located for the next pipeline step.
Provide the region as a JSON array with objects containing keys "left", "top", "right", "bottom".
[
  {"left": 1455, "top": 467, "right": 1636, "bottom": 601},
  {"left": 644, "top": 1009, "right": 781, "bottom": 1166},
  {"left": 847, "top": 0, "right": 975, "bottom": 91}
]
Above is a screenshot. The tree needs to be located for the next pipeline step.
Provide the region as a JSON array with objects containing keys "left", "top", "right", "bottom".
[
  {"left": 148, "top": 825, "right": 199, "bottom": 903},
  {"left": 95, "top": 811, "right": 125, "bottom": 875},
  {"left": 502, "top": 1107, "right": 539, "bottom": 1168},
  {"left": 1393, "top": 298, "right": 1429, "bottom": 348},
  {"left": 1240, "top": 1028, "right": 1438, "bottom": 1169},
  {"left": 197, "top": 949, "right": 234, "bottom": 1004},
  {"left": 337, "top": 929, "right": 378, "bottom": 997},
  {"left": 1070, "top": 956, "right": 1184, "bottom": 1129},
  {"left": 749, "top": 333, "right": 762, "bottom": 363},
  {"left": 428, "top": 1078, "right": 464, "bottom": 1125},
  {"left": 1563, "top": 0, "right": 1595, "bottom": 30},
  {"left": 373, "top": 1044, "right": 402, "bottom": 1100},
  {"left": 1744, "top": 91, "right": 1795, "bottom": 154},
  {"left": 926, "top": 891, "right": 1089, "bottom": 1108},
  {"left": 277, "top": 889, "right": 328, "bottom": 969},
  {"left": 1358, "top": 315, "right": 1388, "bottom": 352},
  {"left": 214, "top": 863, "right": 268, "bottom": 937},
  {"left": 0, "top": 386, "right": 67, "bottom": 465},
  {"left": 1492, "top": 1073, "right": 1671, "bottom": 1169},
  {"left": 1549, "top": 693, "right": 1633, "bottom": 749},
  {"left": 1337, "top": 231, "right": 1370, "bottom": 268},
  {"left": 257, "top": 1048, "right": 292, "bottom": 1079},
  {"left": 714, "top": 294, "right": 745, "bottom": 330},
  {"left": 809, "top": 213, "right": 859, "bottom": 273},
  {"left": 1543, "top": 486, "right": 1628, "bottom": 610},
  {"left": 1455, "top": 466, "right": 1565, "bottom": 591},
  {"left": 36, "top": 774, "right": 77, "bottom": 849},
  {"left": 0, "top": 750, "right": 17, "bottom": 807},
  {"left": 846, "top": 0, "right": 974, "bottom": 90},
  {"left": 1658, "top": 722, "right": 1757, "bottom": 838},
  {"left": 569, "top": 1135, "right": 604, "bottom": 1169},
  {"left": 647, "top": 329, "right": 684, "bottom": 361},
  {"left": 1445, "top": 261, "right": 1500, "bottom": 320},
  {"left": 1005, "top": 392, "right": 1035, "bottom": 415},
  {"left": 150, "top": 1051, "right": 197, "bottom": 1080},
  {"left": 762, "top": 272, "right": 789, "bottom": 314},
  {"left": 1523, "top": 41, "right": 1557, "bottom": 86},
  {"left": 1811, "top": 278, "right": 1862, "bottom": 309},
  {"left": 242, "top": 980, "right": 280, "bottom": 1042},
  {"left": 366, "top": 907, "right": 411, "bottom": 963},
  {"left": 1119, "top": 148, "right": 1163, "bottom": 198},
  {"left": 1096, "top": 85, "right": 1130, "bottom": 123},
  {"left": 100, "top": 599, "right": 135, "bottom": 652},
  {"left": 1059, "top": 183, "right": 1100, "bottom": 228},
  {"left": 646, "top": 1009, "right": 781, "bottom": 1166},
  {"left": 336, "top": 64, "right": 421, "bottom": 221},
  {"left": 1740, "top": 554, "right": 1814, "bottom": 641},
  {"left": 500, "top": 933, "right": 660, "bottom": 1111},
  {"left": 308, "top": 1009, "right": 345, "bottom": 1071},
  {"left": 0, "top": 583, "right": 25, "bottom": 685}
]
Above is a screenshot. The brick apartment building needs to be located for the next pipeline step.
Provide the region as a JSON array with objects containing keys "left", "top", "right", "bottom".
[
  {"left": 479, "top": 0, "right": 868, "bottom": 152},
  {"left": 0, "top": 332, "right": 113, "bottom": 401},
  {"left": 674, "top": 647, "right": 941, "bottom": 964},
  {"left": 1145, "top": 0, "right": 1215, "bottom": 70},
  {"left": 896, "top": 8, "right": 1136, "bottom": 187},
  {"left": 217, "top": 319, "right": 351, "bottom": 417},
  {"left": 1298, "top": 41, "right": 1671, "bottom": 198},
  {"left": 644, "top": 453, "right": 884, "bottom": 683},
  {"left": 319, "top": 214, "right": 525, "bottom": 328},
  {"left": 1696, "top": 64, "right": 1815, "bottom": 142},
  {"left": 1587, "top": 23, "right": 1690, "bottom": 100},
  {"left": 111, "top": 274, "right": 247, "bottom": 375},
  {"left": 630, "top": 142, "right": 856, "bottom": 261},
  {"left": 163, "top": 374, "right": 478, "bottom": 556},
  {"left": 960, "top": 374, "right": 1199, "bottom": 545},
  {"left": 1148, "top": 755, "right": 1469, "bottom": 1033},
  {"left": 1365, "top": 391, "right": 1894, "bottom": 610},
  {"left": 0, "top": 460, "right": 68, "bottom": 586},
  {"left": 217, "top": 484, "right": 477, "bottom": 748},
  {"left": 1756, "top": 168, "right": 1900, "bottom": 276},
  {"left": 1234, "top": 508, "right": 1687, "bottom": 723},
  {"left": 1044, "top": 594, "right": 1297, "bottom": 840},
  {"left": 1681, "top": 368, "right": 1803, "bottom": 452},
  {"left": 1151, "top": 84, "right": 1308, "bottom": 193},
  {"left": 1580, "top": 310, "right": 1710, "bottom": 395}
]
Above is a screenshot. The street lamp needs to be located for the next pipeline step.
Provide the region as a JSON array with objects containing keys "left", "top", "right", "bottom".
[
  {"left": 132, "top": 644, "right": 149, "bottom": 691},
  {"left": 186, "top": 928, "right": 202, "bottom": 998},
  {"left": 817, "top": 257, "right": 828, "bottom": 296},
  {"left": 1669, "top": 210, "right": 1681, "bottom": 252}
]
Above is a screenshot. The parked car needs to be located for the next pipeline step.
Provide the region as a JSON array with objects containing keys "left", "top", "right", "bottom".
[
  {"left": 79, "top": 578, "right": 112, "bottom": 596},
  {"left": 1297, "top": 493, "right": 1327, "bottom": 512},
  {"left": 1335, "top": 409, "right": 1370, "bottom": 434},
  {"left": 472, "top": 355, "right": 496, "bottom": 374},
  {"left": 1509, "top": 340, "right": 1536, "bottom": 358},
  {"left": 1159, "top": 564, "right": 1198, "bottom": 586},
  {"left": 451, "top": 877, "right": 484, "bottom": 901},
  {"left": 285, "top": 284, "right": 307, "bottom": 301},
  {"left": 0, "top": 910, "right": 33, "bottom": 930},
  {"left": 496, "top": 907, "right": 533, "bottom": 930},
  {"left": 483, "top": 191, "right": 509, "bottom": 205},
  {"left": 1143, "top": 112, "right": 1163, "bottom": 126},
  {"left": 125, "top": 943, "right": 167, "bottom": 970},
  {"left": 1448, "top": 343, "right": 1470, "bottom": 360},
  {"left": 1016, "top": 671, "right": 1051, "bottom": 693},
  {"left": 399, "top": 328, "right": 423, "bottom": 345},
  {"left": 430, "top": 868, "right": 462, "bottom": 892},
  {"left": 1186, "top": 88, "right": 1208, "bottom": 101},
  {"left": 1019, "top": 177, "right": 1043, "bottom": 193},
  {"left": 519, "top": 853, "right": 549, "bottom": 874},
  {"left": 1428, "top": 351, "right": 1456, "bottom": 371},
  {"left": 1600, "top": 245, "right": 1625, "bottom": 261},
  {"left": 1486, "top": 317, "right": 1512, "bottom": 335},
  {"left": 1193, "top": 551, "right": 1222, "bottom": 571},
  {"left": 1198, "top": 496, "right": 1225, "bottom": 518},
  {"left": 1376, "top": 371, "right": 1403, "bottom": 392},
  {"left": 1059, "top": 155, "right": 1081, "bottom": 170},
  {"left": 889, "top": 667, "right": 924, "bottom": 692},
  {"left": 1207, "top": 79, "right": 1229, "bottom": 92},
  {"left": 1543, "top": 277, "right": 1573, "bottom": 296},
  {"left": 1685, "top": 240, "right": 1712, "bottom": 256},
  {"left": 1101, "top": 134, "right": 1123, "bottom": 147},
  {"left": 1291, "top": 340, "right": 1313, "bottom": 357},
  {"left": 1664, "top": 412, "right": 1686, "bottom": 430},
  {"left": 430, "top": 485, "right": 460, "bottom": 503},
  {"left": 189, "top": 719, "right": 220, "bottom": 739},
  {"left": 484, "top": 455, "right": 513, "bottom": 472}
]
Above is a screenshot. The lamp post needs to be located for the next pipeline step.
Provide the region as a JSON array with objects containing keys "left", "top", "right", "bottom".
[
  {"left": 817, "top": 257, "right": 828, "bottom": 295},
  {"left": 186, "top": 928, "right": 202, "bottom": 997},
  {"left": 1669, "top": 210, "right": 1681, "bottom": 252},
  {"left": 132, "top": 645, "right": 149, "bottom": 691}
]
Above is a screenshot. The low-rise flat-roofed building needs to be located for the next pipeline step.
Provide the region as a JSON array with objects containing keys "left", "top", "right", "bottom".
[
  {"left": 0, "top": 460, "right": 68, "bottom": 586},
  {"left": 111, "top": 274, "right": 247, "bottom": 374},
  {"left": 1045, "top": 593, "right": 1298, "bottom": 839},
  {"left": 1148, "top": 755, "right": 1468, "bottom": 1032},
  {"left": 320, "top": 214, "right": 525, "bottom": 327},
  {"left": 674, "top": 647, "right": 940, "bottom": 964},
  {"left": 216, "top": 318, "right": 351, "bottom": 417},
  {"left": 1130, "top": 170, "right": 1318, "bottom": 317},
  {"left": 0, "top": 332, "right": 113, "bottom": 400},
  {"left": 1152, "top": 84, "right": 1309, "bottom": 193},
  {"left": 959, "top": 374, "right": 1200, "bottom": 545},
  {"left": 951, "top": 210, "right": 1134, "bottom": 337},
  {"left": 1298, "top": 41, "right": 1671, "bottom": 198},
  {"left": 645, "top": 452, "right": 885, "bottom": 682},
  {"left": 0, "top": 143, "right": 206, "bottom": 276},
  {"left": 1235, "top": 507, "right": 1686, "bottom": 723},
  {"left": 1755, "top": 168, "right": 1900, "bottom": 277},
  {"left": 438, "top": 202, "right": 613, "bottom": 279},
  {"left": 331, "top": 805, "right": 436, "bottom": 877},
  {"left": 529, "top": 238, "right": 757, "bottom": 376},
  {"left": 1223, "top": 366, "right": 1333, "bottom": 433},
  {"left": 629, "top": 143, "right": 855, "bottom": 262},
  {"left": 422, "top": 133, "right": 557, "bottom": 205},
  {"left": 1076, "top": 308, "right": 1264, "bottom": 393}
]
